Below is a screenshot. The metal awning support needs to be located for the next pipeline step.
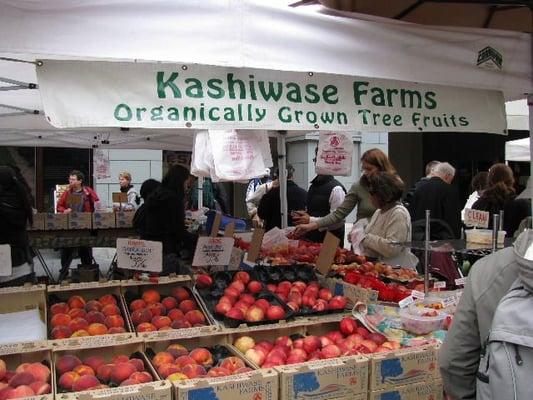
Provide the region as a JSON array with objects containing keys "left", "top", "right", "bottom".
[
  {"left": 0, "top": 77, "right": 38, "bottom": 91},
  {"left": 0, "top": 103, "right": 40, "bottom": 117}
]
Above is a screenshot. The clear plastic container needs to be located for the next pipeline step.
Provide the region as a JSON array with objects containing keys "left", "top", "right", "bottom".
[
  {"left": 399, "top": 304, "right": 448, "bottom": 335},
  {"left": 465, "top": 229, "right": 505, "bottom": 246}
]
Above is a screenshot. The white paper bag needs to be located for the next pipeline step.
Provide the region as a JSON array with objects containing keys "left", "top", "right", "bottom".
[{"left": 316, "top": 131, "right": 353, "bottom": 176}]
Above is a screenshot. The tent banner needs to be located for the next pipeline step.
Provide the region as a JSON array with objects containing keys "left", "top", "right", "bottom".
[{"left": 37, "top": 60, "right": 507, "bottom": 134}]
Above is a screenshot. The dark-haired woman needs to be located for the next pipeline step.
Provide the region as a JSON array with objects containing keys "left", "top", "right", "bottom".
[
  {"left": 0, "top": 166, "right": 35, "bottom": 285},
  {"left": 358, "top": 172, "right": 418, "bottom": 268},
  {"left": 472, "top": 163, "right": 530, "bottom": 237}
]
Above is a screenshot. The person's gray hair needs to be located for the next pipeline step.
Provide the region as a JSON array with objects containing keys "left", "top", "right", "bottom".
[{"left": 434, "top": 162, "right": 455, "bottom": 178}]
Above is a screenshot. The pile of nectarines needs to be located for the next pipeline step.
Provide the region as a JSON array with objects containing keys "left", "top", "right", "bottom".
[
  {"left": 234, "top": 317, "right": 401, "bottom": 368},
  {"left": 151, "top": 344, "right": 252, "bottom": 381},
  {"left": 0, "top": 359, "right": 51, "bottom": 399},
  {"left": 56, "top": 353, "right": 153, "bottom": 392},
  {"left": 128, "top": 287, "right": 207, "bottom": 332},
  {"left": 49, "top": 294, "right": 127, "bottom": 339}
]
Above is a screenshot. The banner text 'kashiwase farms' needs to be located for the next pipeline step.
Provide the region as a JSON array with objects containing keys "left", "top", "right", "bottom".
[{"left": 113, "top": 71, "right": 470, "bottom": 130}]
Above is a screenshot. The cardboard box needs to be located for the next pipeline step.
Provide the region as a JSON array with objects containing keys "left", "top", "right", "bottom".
[
  {"left": 116, "top": 211, "right": 135, "bottom": 228},
  {"left": 0, "top": 285, "right": 48, "bottom": 344},
  {"left": 323, "top": 277, "right": 378, "bottom": 304},
  {"left": 144, "top": 332, "right": 279, "bottom": 400},
  {"left": 68, "top": 212, "right": 92, "bottom": 230},
  {"left": 0, "top": 341, "right": 54, "bottom": 400},
  {"left": 120, "top": 276, "right": 218, "bottom": 340},
  {"left": 92, "top": 212, "right": 116, "bottom": 229},
  {"left": 368, "top": 346, "right": 437, "bottom": 391},
  {"left": 52, "top": 336, "right": 172, "bottom": 400},
  {"left": 276, "top": 356, "right": 368, "bottom": 400},
  {"left": 368, "top": 380, "right": 443, "bottom": 400},
  {"left": 45, "top": 213, "right": 69, "bottom": 230},
  {"left": 47, "top": 281, "right": 133, "bottom": 345},
  {"left": 28, "top": 213, "right": 46, "bottom": 231}
]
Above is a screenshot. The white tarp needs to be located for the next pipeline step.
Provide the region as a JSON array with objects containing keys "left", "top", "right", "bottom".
[
  {"left": 506, "top": 138, "right": 530, "bottom": 162},
  {"left": 36, "top": 60, "right": 506, "bottom": 134}
]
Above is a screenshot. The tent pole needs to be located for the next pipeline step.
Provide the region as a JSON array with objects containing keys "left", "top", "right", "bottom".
[
  {"left": 198, "top": 176, "right": 204, "bottom": 210},
  {"left": 277, "top": 130, "right": 288, "bottom": 229},
  {"left": 529, "top": 93, "right": 532, "bottom": 219}
]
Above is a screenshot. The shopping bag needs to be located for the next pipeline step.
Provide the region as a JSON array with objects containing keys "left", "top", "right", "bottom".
[
  {"left": 316, "top": 131, "right": 353, "bottom": 176},
  {"left": 191, "top": 130, "right": 215, "bottom": 178}
]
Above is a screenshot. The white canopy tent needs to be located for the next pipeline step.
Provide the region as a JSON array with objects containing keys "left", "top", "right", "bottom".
[{"left": 506, "top": 138, "right": 530, "bottom": 162}]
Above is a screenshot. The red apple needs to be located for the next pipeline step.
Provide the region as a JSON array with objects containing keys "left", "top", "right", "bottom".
[
  {"left": 318, "top": 288, "right": 333, "bottom": 301},
  {"left": 302, "top": 336, "right": 321, "bottom": 354},
  {"left": 326, "top": 331, "right": 344, "bottom": 343},
  {"left": 266, "top": 305, "right": 286, "bottom": 320},
  {"left": 328, "top": 296, "right": 348, "bottom": 310},
  {"left": 339, "top": 317, "right": 358, "bottom": 336},
  {"left": 196, "top": 274, "right": 213, "bottom": 289},
  {"left": 233, "top": 271, "right": 250, "bottom": 285},
  {"left": 247, "top": 281, "right": 262, "bottom": 294},
  {"left": 320, "top": 344, "right": 342, "bottom": 359}
]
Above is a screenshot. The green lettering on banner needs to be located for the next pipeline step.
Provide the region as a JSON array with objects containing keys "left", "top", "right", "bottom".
[
  {"left": 304, "top": 84, "right": 320, "bottom": 103},
  {"left": 114, "top": 103, "right": 132, "bottom": 121},
  {"left": 286, "top": 82, "right": 302, "bottom": 103},
  {"left": 371, "top": 87, "right": 386, "bottom": 106},
  {"left": 401, "top": 89, "right": 423, "bottom": 109},
  {"left": 353, "top": 81, "right": 369, "bottom": 105},
  {"left": 184, "top": 106, "right": 196, "bottom": 121},
  {"left": 208, "top": 107, "right": 220, "bottom": 121},
  {"left": 227, "top": 73, "right": 246, "bottom": 100},
  {"left": 150, "top": 106, "right": 164, "bottom": 121},
  {"left": 258, "top": 81, "right": 283, "bottom": 101},
  {"left": 207, "top": 78, "right": 225, "bottom": 99},
  {"left": 425, "top": 91, "right": 437, "bottom": 109},
  {"left": 184, "top": 78, "right": 204, "bottom": 98},
  {"left": 168, "top": 107, "right": 180, "bottom": 121},
  {"left": 323, "top": 85, "right": 338, "bottom": 104},
  {"left": 156, "top": 71, "right": 181, "bottom": 98},
  {"left": 278, "top": 106, "right": 291, "bottom": 122}
]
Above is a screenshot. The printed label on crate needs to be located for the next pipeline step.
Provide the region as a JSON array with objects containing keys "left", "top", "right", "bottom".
[
  {"left": 369, "top": 381, "right": 441, "bottom": 400},
  {"left": 192, "top": 237, "right": 234, "bottom": 266},
  {"left": 411, "top": 290, "right": 425, "bottom": 300},
  {"left": 0, "top": 244, "right": 12, "bottom": 277},
  {"left": 434, "top": 281, "right": 446, "bottom": 289},
  {"left": 455, "top": 277, "right": 467, "bottom": 286},
  {"left": 177, "top": 374, "right": 277, "bottom": 400},
  {"left": 0, "top": 341, "right": 48, "bottom": 355},
  {"left": 52, "top": 333, "right": 137, "bottom": 349},
  {"left": 116, "top": 238, "right": 163, "bottom": 272},
  {"left": 398, "top": 296, "right": 414, "bottom": 308},
  {"left": 140, "top": 325, "right": 217, "bottom": 341}
]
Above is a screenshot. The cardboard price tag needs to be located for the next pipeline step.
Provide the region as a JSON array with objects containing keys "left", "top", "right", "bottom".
[
  {"left": 228, "top": 247, "right": 244, "bottom": 270},
  {"left": 411, "top": 290, "right": 425, "bottom": 300},
  {"left": 455, "top": 277, "right": 467, "bottom": 286},
  {"left": 316, "top": 232, "right": 340, "bottom": 275},
  {"left": 0, "top": 244, "right": 12, "bottom": 277},
  {"left": 464, "top": 208, "right": 490, "bottom": 228},
  {"left": 112, "top": 192, "right": 128, "bottom": 203},
  {"left": 442, "top": 296, "right": 456, "bottom": 307},
  {"left": 116, "top": 238, "right": 163, "bottom": 272},
  {"left": 434, "top": 281, "right": 446, "bottom": 289},
  {"left": 192, "top": 237, "right": 234, "bottom": 266},
  {"left": 398, "top": 296, "right": 414, "bottom": 308}
]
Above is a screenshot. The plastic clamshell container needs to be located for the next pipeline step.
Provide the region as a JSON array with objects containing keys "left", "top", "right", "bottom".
[
  {"left": 399, "top": 304, "right": 447, "bottom": 335},
  {"left": 465, "top": 229, "right": 505, "bottom": 246}
]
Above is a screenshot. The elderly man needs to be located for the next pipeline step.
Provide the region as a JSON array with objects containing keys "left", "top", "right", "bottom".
[{"left": 408, "top": 162, "right": 461, "bottom": 238}]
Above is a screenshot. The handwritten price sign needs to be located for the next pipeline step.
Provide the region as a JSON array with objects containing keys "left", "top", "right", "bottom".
[
  {"left": 192, "top": 237, "right": 234, "bottom": 267},
  {"left": 116, "top": 238, "right": 162, "bottom": 272},
  {"left": 464, "top": 208, "right": 490, "bottom": 228}
]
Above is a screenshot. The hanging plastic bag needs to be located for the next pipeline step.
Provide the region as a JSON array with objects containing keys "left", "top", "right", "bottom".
[
  {"left": 349, "top": 218, "right": 369, "bottom": 254},
  {"left": 191, "top": 130, "right": 215, "bottom": 178},
  {"left": 316, "top": 131, "right": 353, "bottom": 176}
]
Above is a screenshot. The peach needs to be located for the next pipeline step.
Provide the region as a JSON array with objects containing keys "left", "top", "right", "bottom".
[
  {"left": 178, "top": 300, "right": 196, "bottom": 313},
  {"left": 151, "top": 316, "right": 171, "bottom": 329},
  {"left": 29, "top": 381, "right": 51, "bottom": 395},
  {"left": 25, "top": 363, "right": 50, "bottom": 383},
  {"left": 166, "top": 344, "right": 188, "bottom": 358},
  {"left": 181, "top": 364, "right": 206, "bottom": 378},
  {"left": 128, "top": 358, "right": 145, "bottom": 372},
  {"left": 108, "top": 327, "right": 127, "bottom": 334},
  {"left": 172, "top": 287, "right": 189, "bottom": 302},
  {"left": 131, "top": 308, "right": 152, "bottom": 325},
  {"left": 234, "top": 336, "right": 255, "bottom": 353},
  {"left": 99, "top": 294, "right": 117, "bottom": 306},
  {"left": 166, "top": 372, "right": 188, "bottom": 382},
  {"left": 234, "top": 367, "right": 253, "bottom": 374},
  {"left": 157, "top": 363, "right": 180, "bottom": 378},
  {"left": 189, "top": 348, "right": 213, "bottom": 367},
  {"left": 129, "top": 299, "right": 147, "bottom": 312},
  {"left": 266, "top": 305, "right": 286, "bottom": 320},
  {"left": 50, "top": 313, "right": 71, "bottom": 328},
  {"left": 318, "top": 288, "right": 333, "bottom": 301},
  {"left": 69, "top": 317, "right": 89, "bottom": 332},
  {"left": 359, "top": 340, "right": 378, "bottom": 353},
  {"left": 67, "top": 295, "right": 86, "bottom": 309},
  {"left": 253, "top": 299, "right": 270, "bottom": 313},
  {"left": 247, "top": 281, "right": 262, "bottom": 293},
  {"left": 220, "top": 357, "right": 245, "bottom": 373},
  {"left": 302, "top": 336, "right": 321, "bottom": 354},
  {"left": 239, "top": 293, "right": 255, "bottom": 306},
  {"left": 224, "top": 287, "right": 240, "bottom": 299},
  {"left": 56, "top": 355, "right": 82, "bottom": 375},
  {"left": 215, "top": 302, "right": 231, "bottom": 315},
  {"left": 339, "top": 317, "right": 358, "bottom": 336},
  {"left": 185, "top": 310, "right": 205, "bottom": 325},
  {"left": 112, "top": 355, "right": 129, "bottom": 364},
  {"left": 110, "top": 362, "right": 137, "bottom": 384},
  {"left": 0, "top": 359, "right": 5, "bottom": 380},
  {"left": 119, "top": 378, "right": 138, "bottom": 387},
  {"left": 152, "top": 352, "right": 174, "bottom": 368},
  {"left": 86, "top": 311, "right": 106, "bottom": 325},
  {"left": 219, "top": 295, "right": 236, "bottom": 305},
  {"left": 6, "top": 385, "right": 34, "bottom": 398},
  {"left": 142, "top": 289, "right": 161, "bottom": 304},
  {"left": 51, "top": 325, "right": 73, "bottom": 339},
  {"left": 207, "top": 367, "right": 231, "bottom": 377},
  {"left": 233, "top": 271, "right": 250, "bottom": 285},
  {"left": 130, "top": 371, "right": 152, "bottom": 383},
  {"left": 245, "top": 306, "right": 264, "bottom": 322},
  {"left": 72, "top": 374, "right": 100, "bottom": 392},
  {"left": 87, "top": 323, "right": 108, "bottom": 336},
  {"left": 167, "top": 309, "right": 184, "bottom": 321},
  {"left": 245, "top": 349, "right": 265, "bottom": 366},
  {"left": 96, "top": 364, "right": 114, "bottom": 383},
  {"left": 83, "top": 356, "right": 105, "bottom": 373},
  {"left": 73, "top": 364, "right": 95, "bottom": 377},
  {"left": 105, "top": 315, "right": 125, "bottom": 329},
  {"left": 161, "top": 296, "right": 178, "bottom": 310},
  {"left": 13, "top": 364, "right": 27, "bottom": 374},
  {"left": 101, "top": 304, "right": 120, "bottom": 317},
  {"left": 320, "top": 344, "right": 342, "bottom": 359},
  {"left": 137, "top": 322, "right": 156, "bottom": 332},
  {"left": 68, "top": 308, "right": 87, "bottom": 319},
  {"left": 50, "top": 302, "right": 69, "bottom": 315},
  {"left": 8, "top": 372, "right": 34, "bottom": 388},
  {"left": 71, "top": 329, "right": 90, "bottom": 337},
  {"left": 174, "top": 356, "right": 196, "bottom": 369},
  {"left": 229, "top": 280, "right": 245, "bottom": 293},
  {"left": 328, "top": 296, "right": 348, "bottom": 310},
  {"left": 84, "top": 300, "right": 102, "bottom": 312},
  {"left": 225, "top": 308, "right": 244, "bottom": 320},
  {"left": 58, "top": 371, "right": 80, "bottom": 390},
  {"left": 0, "top": 387, "right": 12, "bottom": 400},
  {"left": 195, "top": 273, "right": 213, "bottom": 289},
  {"left": 170, "top": 319, "right": 192, "bottom": 330},
  {"left": 233, "top": 301, "right": 249, "bottom": 314},
  {"left": 147, "top": 303, "right": 166, "bottom": 318}
]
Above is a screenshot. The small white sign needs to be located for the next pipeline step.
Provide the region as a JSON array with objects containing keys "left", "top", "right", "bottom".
[
  {"left": 192, "top": 237, "right": 235, "bottom": 267},
  {"left": 0, "top": 244, "right": 12, "bottom": 277},
  {"left": 116, "top": 238, "right": 162, "bottom": 272},
  {"left": 455, "top": 277, "right": 467, "bottom": 286},
  {"left": 399, "top": 296, "right": 414, "bottom": 308},
  {"left": 411, "top": 290, "right": 426, "bottom": 300},
  {"left": 442, "top": 296, "right": 456, "bottom": 308},
  {"left": 464, "top": 208, "right": 490, "bottom": 228},
  {"left": 434, "top": 281, "right": 447, "bottom": 289},
  {"left": 228, "top": 247, "right": 244, "bottom": 270}
]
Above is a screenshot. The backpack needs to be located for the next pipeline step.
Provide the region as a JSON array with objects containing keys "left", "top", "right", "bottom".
[{"left": 476, "top": 278, "right": 533, "bottom": 400}]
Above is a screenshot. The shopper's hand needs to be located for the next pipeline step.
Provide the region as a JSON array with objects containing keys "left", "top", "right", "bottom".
[
  {"left": 291, "top": 211, "right": 310, "bottom": 225},
  {"left": 292, "top": 222, "right": 318, "bottom": 238},
  {"left": 252, "top": 214, "right": 263, "bottom": 228}
]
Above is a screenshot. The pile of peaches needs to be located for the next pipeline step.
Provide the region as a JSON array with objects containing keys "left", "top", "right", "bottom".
[
  {"left": 0, "top": 359, "right": 51, "bottom": 399},
  {"left": 128, "top": 287, "right": 207, "bottom": 332},
  {"left": 150, "top": 344, "right": 252, "bottom": 381},
  {"left": 56, "top": 354, "right": 153, "bottom": 392},
  {"left": 49, "top": 294, "right": 127, "bottom": 339},
  {"left": 233, "top": 317, "right": 402, "bottom": 368}
]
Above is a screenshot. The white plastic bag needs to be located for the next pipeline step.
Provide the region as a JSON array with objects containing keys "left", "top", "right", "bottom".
[
  {"left": 191, "top": 130, "right": 215, "bottom": 178},
  {"left": 349, "top": 218, "right": 369, "bottom": 254},
  {"left": 316, "top": 131, "right": 353, "bottom": 176}
]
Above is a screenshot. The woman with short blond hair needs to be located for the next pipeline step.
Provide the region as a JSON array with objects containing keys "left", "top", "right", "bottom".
[{"left": 117, "top": 171, "right": 139, "bottom": 210}]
